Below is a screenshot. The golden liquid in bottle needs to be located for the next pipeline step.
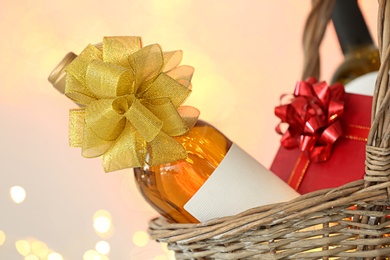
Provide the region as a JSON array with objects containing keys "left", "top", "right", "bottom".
[
  {"left": 134, "top": 120, "right": 232, "bottom": 223},
  {"left": 331, "top": 45, "right": 380, "bottom": 85}
]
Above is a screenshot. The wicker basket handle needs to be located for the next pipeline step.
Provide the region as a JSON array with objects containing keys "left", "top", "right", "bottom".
[
  {"left": 302, "top": 0, "right": 390, "bottom": 188},
  {"left": 365, "top": 0, "right": 390, "bottom": 189},
  {"left": 301, "top": 0, "right": 336, "bottom": 80}
]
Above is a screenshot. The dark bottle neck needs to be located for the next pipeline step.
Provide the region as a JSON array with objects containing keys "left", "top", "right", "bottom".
[{"left": 331, "top": 0, "right": 374, "bottom": 55}]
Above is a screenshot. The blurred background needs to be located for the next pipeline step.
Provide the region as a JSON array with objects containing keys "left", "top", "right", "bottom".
[{"left": 0, "top": 0, "right": 378, "bottom": 259}]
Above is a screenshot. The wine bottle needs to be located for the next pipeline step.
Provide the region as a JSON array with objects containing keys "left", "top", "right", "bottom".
[
  {"left": 134, "top": 120, "right": 300, "bottom": 223},
  {"left": 49, "top": 46, "right": 299, "bottom": 224},
  {"left": 330, "top": 0, "right": 380, "bottom": 85}
]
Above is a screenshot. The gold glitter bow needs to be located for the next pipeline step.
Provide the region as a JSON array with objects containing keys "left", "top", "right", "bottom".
[{"left": 65, "top": 36, "right": 199, "bottom": 172}]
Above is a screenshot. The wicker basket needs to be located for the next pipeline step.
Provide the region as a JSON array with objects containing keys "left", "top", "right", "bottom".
[{"left": 148, "top": 0, "right": 390, "bottom": 258}]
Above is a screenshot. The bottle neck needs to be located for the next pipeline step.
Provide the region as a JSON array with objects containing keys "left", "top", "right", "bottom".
[
  {"left": 48, "top": 52, "right": 77, "bottom": 94},
  {"left": 332, "top": 0, "right": 374, "bottom": 55}
]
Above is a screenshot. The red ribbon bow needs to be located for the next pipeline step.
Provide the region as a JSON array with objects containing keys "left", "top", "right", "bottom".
[{"left": 275, "top": 77, "right": 345, "bottom": 162}]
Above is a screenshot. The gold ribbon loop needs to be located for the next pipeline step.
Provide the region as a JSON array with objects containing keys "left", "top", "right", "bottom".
[
  {"left": 147, "top": 132, "right": 187, "bottom": 166},
  {"left": 102, "top": 124, "right": 144, "bottom": 171},
  {"left": 102, "top": 36, "right": 142, "bottom": 67},
  {"left": 85, "top": 99, "right": 126, "bottom": 141},
  {"left": 66, "top": 74, "right": 97, "bottom": 104},
  {"left": 64, "top": 36, "right": 198, "bottom": 172},
  {"left": 178, "top": 106, "right": 200, "bottom": 129},
  {"left": 124, "top": 98, "right": 163, "bottom": 142},
  {"left": 142, "top": 73, "right": 191, "bottom": 107},
  {"left": 166, "top": 65, "right": 194, "bottom": 88},
  {"left": 143, "top": 98, "right": 190, "bottom": 136},
  {"left": 86, "top": 60, "right": 134, "bottom": 98},
  {"left": 81, "top": 125, "right": 112, "bottom": 158},
  {"left": 162, "top": 50, "right": 183, "bottom": 72},
  {"left": 66, "top": 45, "right": 103, "bottom": 89},
  {"left": 130, "top": 44, "right": 164, "bottom": 94},
  {"left": 69, "top": 109, "right": 86, "bottom": 147}
]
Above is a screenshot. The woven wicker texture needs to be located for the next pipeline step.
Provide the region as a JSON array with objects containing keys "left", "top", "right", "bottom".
[{"left": 148, "top": 0, "right": 390, "bottom": 258}]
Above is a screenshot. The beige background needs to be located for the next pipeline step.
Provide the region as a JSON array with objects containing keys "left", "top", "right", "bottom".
[{"left": 0, "top": 0, "right": 378, "bottom": 259}]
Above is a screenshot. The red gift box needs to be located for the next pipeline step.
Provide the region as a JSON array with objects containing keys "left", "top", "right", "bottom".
[{"left": 270, "top": 87, "right": 371, "bottom": 194}]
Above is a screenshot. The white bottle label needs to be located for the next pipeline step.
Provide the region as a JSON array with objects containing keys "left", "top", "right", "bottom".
[
  {"left": 345, "top": 71, "right": 377, "bottom": 95},
  {"left": 184, "top": 144, "right": 300, "bottom": 222}
]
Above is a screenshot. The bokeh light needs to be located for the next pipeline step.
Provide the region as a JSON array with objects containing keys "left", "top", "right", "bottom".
[
  {"left": 47, "top": 252, "right": 63, "bottom": 260},
  {"left": 14, "top": 238, "right": 62, "bottom": 260},
  {"left": 93, "top": 216, "right": 111, "bottom": 233},
  {"left": 132, "top": 231, "right": 149, "bottom": 247},
  {"left": 95, "top": 240, "right": 110, "bottom": 255},
  {"left": 15, "top": 240, "right": 31, "bottom": 256},
  {"left": 31, "top": 240, "right": 49, "bottom": 259},
  {"left": 83, "top": 249, "right": 99, "bottom": 260},
  {"left": 93, "top": 210, "right": 112, "bottom": 235},
  {"left": 10, "top": 186, "right": 27, "bottom": 204},
  {"left": 0, "top": 230, "right": 5, "bottom": 246},
  {"left": 25, "top": 254, "right": 40, "bottom": 260},
  {"left": 161, "top": 243, "right": 172, "bottom": 253},
  {"left": 83, "top": 249, "right": 109, "bottom": 260}
]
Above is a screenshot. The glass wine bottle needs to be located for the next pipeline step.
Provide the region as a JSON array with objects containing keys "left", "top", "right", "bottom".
[{"left": 331, "top": 0, "right": 380, "bottom": 85}]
